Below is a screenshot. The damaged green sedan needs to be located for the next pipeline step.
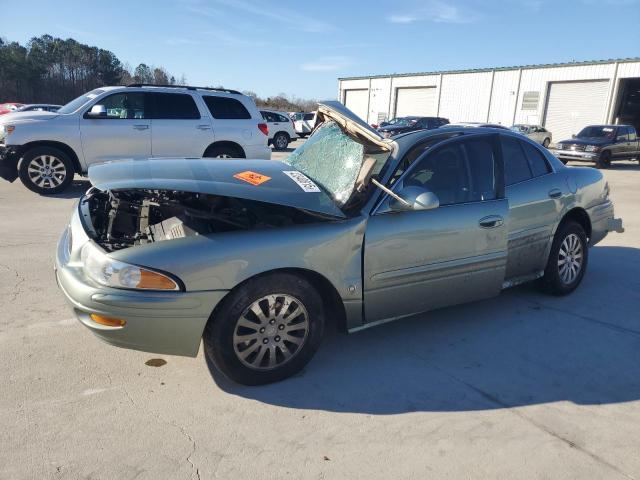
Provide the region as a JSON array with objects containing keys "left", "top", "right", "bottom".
[{"left": 55, "top": 101, "right": 624, "bottom": 385}]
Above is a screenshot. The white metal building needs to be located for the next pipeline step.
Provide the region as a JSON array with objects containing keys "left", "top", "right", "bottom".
[{"left": 338, "top": 58, "right": 640, "bottom": 141}]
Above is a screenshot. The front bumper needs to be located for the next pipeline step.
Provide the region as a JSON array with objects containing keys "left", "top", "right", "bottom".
[
  {"left": 552, "top": 149, "right": 599, "bottom": 163},
  {"left": 0, "top": 144, "right": 21, "bottom": 182},
  {"left": 54, "top": 211, "right": 228, "bottom": 357}
]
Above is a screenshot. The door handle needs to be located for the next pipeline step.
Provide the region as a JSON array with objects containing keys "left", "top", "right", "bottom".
[
  {"left": 479, "top": 215, "right": 504, "bottom": 229},
  {"left": 196, "top": 124, "right": 211, "bottom": 130},
  {"left": 133, "top": 124, "right": 149, "bottom": 130},
  {"left": 548, "top": 188, "right": 562, "bottom": 199}
]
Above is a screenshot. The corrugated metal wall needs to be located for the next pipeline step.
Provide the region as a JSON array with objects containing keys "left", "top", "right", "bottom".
[{"left": 338, "top": 60, "right": 640, "bottom": 135}]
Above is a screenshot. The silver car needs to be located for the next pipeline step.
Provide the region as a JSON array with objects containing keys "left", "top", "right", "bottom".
[
  {"left": 511, "top": 124, "right": 553, "bottom": 148},
  {"left": 55, "top": 102, "right": 624, "bottom": 385}
]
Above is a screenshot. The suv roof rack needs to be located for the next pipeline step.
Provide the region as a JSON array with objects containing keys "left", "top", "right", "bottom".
[{"left": 126, "top": 83, "right": 242, "bottom": 95}]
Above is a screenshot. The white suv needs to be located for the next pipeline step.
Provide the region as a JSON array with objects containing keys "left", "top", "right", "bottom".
[
  {"left": 260, "top": 109, "right": 297, "bottom": 150},
  {"left": 0, "top": 84, "right": 271, "bottom": 194}
]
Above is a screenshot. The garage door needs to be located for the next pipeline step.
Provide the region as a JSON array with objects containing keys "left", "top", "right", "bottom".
[
  {"left": 344, "top": 89, "right": 369, "bottom": 122},
  {"left": 395, "top": 87, "right": 438, "bottom": 117},
  {"left": 544, "top": 80, "right": 609, "bottom": 141}
]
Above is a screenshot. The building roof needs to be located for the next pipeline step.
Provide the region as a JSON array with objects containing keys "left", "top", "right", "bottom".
[{"left": 338, "top": 57, "right": 640, "bottom": 81}]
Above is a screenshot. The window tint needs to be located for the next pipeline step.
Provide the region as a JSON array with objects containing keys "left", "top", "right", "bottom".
[
  {"left": 628, "top": 127, "right": 637, "bottom": 141},
  {"left": 303, "top": 113, "right": 315, "bottom": 120},
  {"left": 149, "top": 92, "right": 200, "bottom": 119},
  {"left": 203, "top": 96, "right": 251, "bottom": 119},
  {"left": 277, "top": 113, "right": 290, "bottom": 122},
  {"left": 521, "top": 141, "right": 550, "bottom": 177},
  {"left": 401, "top": 137, "right": 496, "bottom": 206},
  {"left": 501, "top": 137, "right": 532, "bottom": 185},
  {"left": 616, "top": 128, "right": 629, "bottom": 141},
  {"left": 97, "top": 93, "right": 147, "bottom": 119},
  {"left": 261, "top": 111, "right": 277, "bottom": 122}
]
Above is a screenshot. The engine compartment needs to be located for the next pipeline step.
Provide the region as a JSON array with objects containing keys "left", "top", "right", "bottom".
[{"left": 83, "top": 189, "right": 332, "bottom": 251}]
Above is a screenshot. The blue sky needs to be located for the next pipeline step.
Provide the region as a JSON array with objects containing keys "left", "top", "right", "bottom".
[{"left": 2, "top": 0, "right": 639, "bottom": 99}]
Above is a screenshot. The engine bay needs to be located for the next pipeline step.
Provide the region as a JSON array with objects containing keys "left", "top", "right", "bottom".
[{"left": 83, "top": 189, "right": 331, "bottom": 251}]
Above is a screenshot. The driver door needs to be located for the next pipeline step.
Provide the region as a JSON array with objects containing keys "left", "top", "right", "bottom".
[{"left": 363, "top": 134, "right": 509, "bottom": 324}]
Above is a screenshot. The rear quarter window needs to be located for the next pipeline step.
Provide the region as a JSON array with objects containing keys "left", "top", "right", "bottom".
[
  {"left": 501, "top": 137, "right": 533, "bottom": 185},
  {"left": 521, "top": 141, "right": 551, "bottom": 177},
  {"left": 204, "top": 96, "right": 251, "bottom": 119}
]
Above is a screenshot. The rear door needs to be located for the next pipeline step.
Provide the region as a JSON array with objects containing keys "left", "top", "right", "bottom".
[
  {"left": 80, "top": 92, "right": 151, "bottom": 166},
  {"left": 363, "top": 134, "right": 508, "bottom": 323},
  {"left": 501, "top": 136, "right": 561, "bottom": 280},
  {"left": 202, "top": 95, "right": 257, "bottom": 149},
  {"left": 149, "top": 92, "right": 212, "bottom": 158}
]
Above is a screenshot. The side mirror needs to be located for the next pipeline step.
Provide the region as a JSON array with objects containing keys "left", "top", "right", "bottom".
[
  {"left": 86, "top": 104, "right": 107, "bottom": 118},
  {"left": 389, "top": 186, "right": 440, "bottom": 212},
  {"left": 571, "top": 134, "right": 576, "bottom": 138}
]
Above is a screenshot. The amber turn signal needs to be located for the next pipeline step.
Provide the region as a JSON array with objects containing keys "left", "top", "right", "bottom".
[
  {"left": 90, "top": 313, "right": 126, "bottom": 327},
  {"left": 136, "top": 269, "right": 179, "bottom": 290}
]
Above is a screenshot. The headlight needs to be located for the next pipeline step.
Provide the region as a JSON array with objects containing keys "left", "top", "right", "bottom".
[
  {"left": 80, "top": 242, "right": 179, "bottom": 291},
  {"left": 585, "top": 145, "right": 601, "bottom": 152}
]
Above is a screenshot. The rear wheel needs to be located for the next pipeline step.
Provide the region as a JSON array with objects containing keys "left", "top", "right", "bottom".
[
  {"left": 18, "top": 146, "right": 74, "bottom": 194},
  {"left": 540, "top": 221, "right": 588, "bottom": 295},
  {"left": 596, "top": 150, "right": 611, "bottom": 169},
  {"left": 203, "top": 273, "right": 325, "bottom": 385},
  {"left": 204, "top": 144, "right": 245, "bottom": 159},
  {"left": 272, "top": 132, "right": 289, "bottom": 151}
]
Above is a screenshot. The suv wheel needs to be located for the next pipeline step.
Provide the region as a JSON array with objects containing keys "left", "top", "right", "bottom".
[
  {"left": 203, "top": 273, "right": 325, "bottom": 385},
  {"left": 540, "top": 221, "right": 588, "bottom": 295},
  {"left": 18, "top": 147, "right": 74, "bottom": 194},
  {"left": 272, "top": 132, "right": 289, "bottom": 151},
  {"left": 204, "top": 145, "right": 245, "bottom": 159}
]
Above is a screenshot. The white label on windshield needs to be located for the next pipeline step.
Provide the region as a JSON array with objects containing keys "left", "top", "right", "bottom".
[
  {"left": 283, "top": 171, "right": 320, "bottom": 193},
  {"left": 603, "top": 128, "right": 613, "bottom": 132}
]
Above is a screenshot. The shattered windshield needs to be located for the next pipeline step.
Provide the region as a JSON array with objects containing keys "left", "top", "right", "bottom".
[{"left": 285, "top": 121, "right": 364, "bottom": 206}]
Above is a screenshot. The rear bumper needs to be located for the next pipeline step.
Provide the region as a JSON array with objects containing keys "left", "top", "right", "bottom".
[
  {"left": 0, "top": 144, "right": 22, "bottom": 182},
  {"left": 54, "top": 217, "right": 228, "bottom": 357},
  {"left": 587, "top": 200, "right": 623, "bottom": 246}
]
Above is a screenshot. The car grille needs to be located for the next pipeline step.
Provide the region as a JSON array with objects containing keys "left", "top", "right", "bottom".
[{"left": 561, "top": 143, "right": 585, "bottom": 151}]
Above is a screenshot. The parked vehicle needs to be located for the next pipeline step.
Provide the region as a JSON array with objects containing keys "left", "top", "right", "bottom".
[
  {"left": 553, "top": 125, "right": 640, "bottom": 168},
  {"left": 55, "top": 101, "right": 623, "bottom": 385},
  {"left": 0, "top": 103, "right": 24, "bottom": 115},
  {"left": 260, "top": 109, "right": 297, "bottom": 150},
  {"left": 378, "top": 116, "right": 449, "bottom": 138},
  {"left": 16, "top": 104, "right": 62, "bottom": 113},
  {"left": 0, "top": 84, "right": 270, "bottom": 194},
  {"left": 292, "top": 112, "right": 316, "bottom": 137},
  {"left": 510, "top": 124, "right": 552, "bottom": 147}
]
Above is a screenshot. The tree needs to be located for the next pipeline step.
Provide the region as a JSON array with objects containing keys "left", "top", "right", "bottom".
[{"left": 133, "top": 63, "right": 153, "bottom": 84}]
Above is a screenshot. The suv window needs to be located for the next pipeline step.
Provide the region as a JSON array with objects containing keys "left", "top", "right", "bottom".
[
  {"left": 626, "top": 126, "right": 636, "bottom": 141},
  {"left": 150, "top": 92, "right": 200, "bottom": 119},
  {"left": 402, "top": 137, "right": 497, "bottom": 206},
  {"left": 303, "top": 113, "right": 315, "bottom": 121},
  {"left": 617, "top": 128, "right": 629, "bottom": 142},
  {"left": 277, "top": 113, "right": 290, "bottom": 122},
  {"left": 501, "top": 136, "right": 532, "bottom": 185},
  {"left": 261, "top": 111, "right": 278, "bottom": 122},
  {"left": 97, "top": 92, "right": 147, "bottom": 119},
  {"left": 204, "top": 96, "right": 251, "bottom": 119},
  {"left": 521, "top": 141, "right": 550, "bottom": 177}
]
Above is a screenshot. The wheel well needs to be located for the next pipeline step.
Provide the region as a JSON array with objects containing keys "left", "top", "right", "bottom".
[
  {"left": 203, "top": 141, "right": 246, "bottom": 158},
  {"left": 559, "top": 207, "right": 592, "bottom": 240},
  {"left": 208, "top": 268, "right": 347, "bottom": 333},
  {"left": 20, "top": 141, "right": 82, "bottom": 173},
  {"left": 273, "top": 131, "right": 290, "bottom": 139}
]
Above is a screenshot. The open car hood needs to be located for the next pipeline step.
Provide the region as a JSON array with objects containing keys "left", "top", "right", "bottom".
[
  {"left": 316, "top": 101, "right": 391, "bottom": 153},
  {"left": 88, "top": 158, "right": 346, "bottom": 218}
]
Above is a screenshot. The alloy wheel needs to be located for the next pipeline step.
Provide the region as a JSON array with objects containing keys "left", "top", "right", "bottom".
[
  {"left": 558, "top": 233, "right": 583, "bottom": 284},
  {"left": 27, "top": 155, "right": 67, "bottom": 189},
  {"left": 233, "top": 294, "right": 309, "bottom": 370}
]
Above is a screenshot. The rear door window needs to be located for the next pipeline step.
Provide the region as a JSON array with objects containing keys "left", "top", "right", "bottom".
[
  {"left": 501, "top": 136, "right": 532, "bottom": 185},
  {"left": 150, "top": 92, "right": 200, "bottom": 119},
  {"left": 204, "top": 96, "right": 251, "bottom": 119},
  {"left": 521, "top": 141, "right": 551, "bottom": 177}
]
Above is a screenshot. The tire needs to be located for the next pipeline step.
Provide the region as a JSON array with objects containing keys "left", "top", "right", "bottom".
[
  {"left": 203, "top": 273, "right": 325, "bottom": 385},
  {"left": 272, "top": 132, "right": 290, "bottom": 151},
  {"left": 542, "top": 138, "right": 551, "bottom": 148},
  {"left": 540, "top": 221, "right": 588, "bottom": 296},
  {"left": 203, "top": 144, "right": 245, "bottom": 159},
  {"left": 18, "top": 146, "right": 74, "bottom": 194},
  {"left": 596, "top": 150, "right": 611, "bottom": 169}
]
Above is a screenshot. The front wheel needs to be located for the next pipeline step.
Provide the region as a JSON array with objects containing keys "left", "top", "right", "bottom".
[
  {"left": 596, "top": 151, "right": 611, "bottom": 169},
  {"left": 540, "top": 221, "right": 588, "bottom": 295},
  {"left": 18, "top": 146, "right": 74, "bottom": 194},
  {"left": 203, "top": 273, "right": 325, "bottom": 385}
]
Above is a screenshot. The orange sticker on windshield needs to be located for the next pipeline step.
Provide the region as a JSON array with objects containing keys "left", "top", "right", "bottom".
[{"left": 233, "top": 171, "right": 271, "bottom": 186}]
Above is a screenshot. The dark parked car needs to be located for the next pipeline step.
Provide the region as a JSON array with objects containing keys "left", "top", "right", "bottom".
[
  {"left": 378, "top": 116, "right": 449, "bottom": 138},
  {"left": 553, "top": 125, "right": 640, "bottom": 168}
]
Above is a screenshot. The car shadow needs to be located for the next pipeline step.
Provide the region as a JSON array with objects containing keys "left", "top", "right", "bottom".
[
  {"left": 207, "top": 245, "right": 640, "bottom": 414},
  {"left": 40, "top": 178, "right": 90, "bottom": 199}
]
